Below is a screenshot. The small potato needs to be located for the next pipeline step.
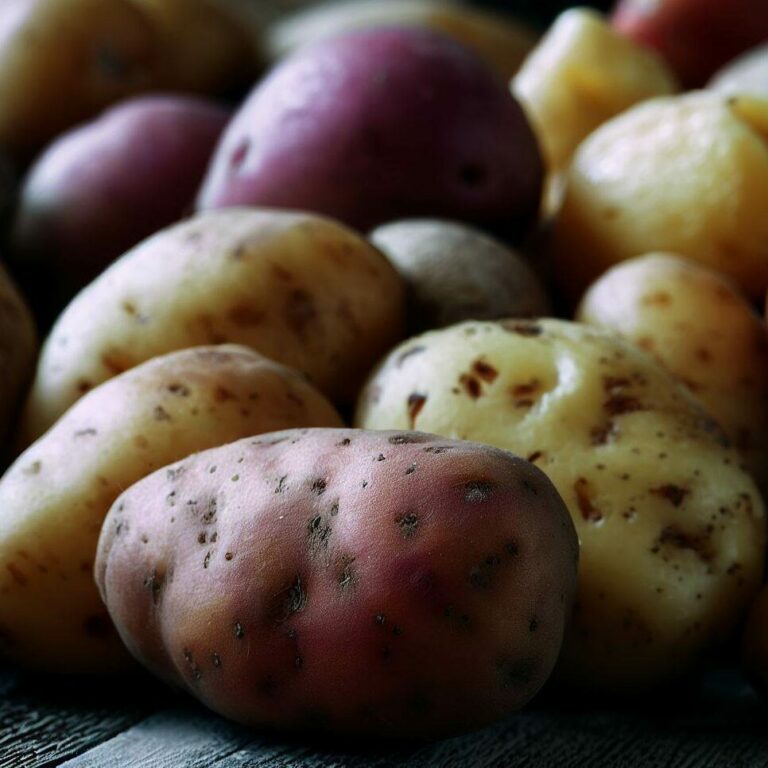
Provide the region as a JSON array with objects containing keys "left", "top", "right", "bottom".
[
  {"left": 96, "top": 428, "right": 578, "bottom": 738},
  {"left": 356, "top": 319, "right": 766, "bottom": 692},
  {"left": 577, "top": 253, "right": 768, "bottom": 485},
  {"left": 370, "top": 219, "right": 550, "bottom": 334},
  {"left": 19, "top": 208, "right": 404, "bottom": 443},
  {"left": 551, "top": 93, "right": 768, "bottom": 302},
  {"left": 709, "top": 44, "right": 768, "bottom": 100},
  {"left": 0, "top": 345, "right": 343, "bottom": 673},
  {"left": 743, "top": 585, "right": 768, "bottom": 696},
  {"left": 267, "top": 0, "right": 537, "bottom": 81},
  {"left": 512, "top": 8, "right": 677, "bottom": 180},
  {"left": 0, "top": 264, "right": 36, "bottom": 445}
]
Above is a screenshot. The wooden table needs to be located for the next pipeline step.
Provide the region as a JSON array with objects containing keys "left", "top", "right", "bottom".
[{"left": 2, "top": 663, "right": 765, "bottom": 767}]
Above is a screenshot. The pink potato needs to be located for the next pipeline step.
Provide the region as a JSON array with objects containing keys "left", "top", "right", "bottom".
[
  {"left": 96, "top": 429, "right": 578, "bottom": 738},
  {"left": 197, "top": 27, "right": 543, "bottom": 237},
  {"left": 10, "top": 95, "right": 230, "bottom": 313}
]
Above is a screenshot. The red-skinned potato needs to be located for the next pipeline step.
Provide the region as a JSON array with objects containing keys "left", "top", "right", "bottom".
[
  {"left": 612, "top": 0, "right": 768, "bottom": 88},
  {"left": 10, "top": 95, "right": 230, "bottom": 316},
  {"left": 96, "top": 428, "right": 578, "bottom": 738},
  {"left": 197, "top": 27, "right": 543, "bottom": 237}
]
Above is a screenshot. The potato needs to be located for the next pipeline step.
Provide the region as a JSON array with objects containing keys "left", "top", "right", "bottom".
[
  {"left": 512, "top": 8, "right": 677, "bottom": 181},
  {"left": 710, "top": 44, "right": 768, "bottom": 99},
  {"left": 0, "top": 345, "right": 343, "bottom": 673},
  {"left": 95, "top": 428, "right": 578, "bottom": 737},
  {"left": 197, "top": 27, "right": 543, "bottom": 236},
  {"left": 551, "top": 93, "right": 768, "bottom": 303},
  {"left": 743, "top": 585, "right": 768, "bottom": 696},
  {"left": 577, "top": 253, "right": 768, "bottom": 486},
  {"left": 0, "top": 0, "right": 158, "bottom": 159},
  {"left": 266, "top": 0, "right": 537, "bottom": 81},
  {"left": 370, "top": 219, "right": 550, "bottom": 334},
  {"left": 19, "top": 208, "right": 404, "bottom": 444},
  {"left": 355, "top": 319, "right": 766, "bottom": 692},
  {"left": 0, "top": 264, "right": 36, "bottom": 446},
  {"left": 612, "top": 0, "right": 768, "bottom": 88}
]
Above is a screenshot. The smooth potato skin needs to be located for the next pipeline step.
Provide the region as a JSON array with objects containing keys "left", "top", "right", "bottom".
[
  {"left": 355, "top": 320, "right": 766, "bottom": 692},
  {"left": 197, "top": 27, "right": 543, "bottom": 236},
  {"left": 0, "top": 346, "right": 343, "bottom": 673},
  {"left": 96, "top": 429, "right": 578, "bottom": 738},
  {"left": 743, "top": 585, "right": 768, "bottom": 697},
  {"left": 19, "top": 208, "right": 404, "bottom": 443}
]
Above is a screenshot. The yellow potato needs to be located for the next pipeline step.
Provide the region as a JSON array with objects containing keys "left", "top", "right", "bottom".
[
  {"left": 356, "top": 319, "right": 766, "bottom": 692},
  {"left": 0, "top": 0, "right": 158, "bottom": 159},
  {"left": 0, "top": 345, "right": 343, "bottom": 673},
  {"left": 19, "top": 208, "right": 405, "bottom": 444},
  {"left": 743, "top": 585, "right": 768, "bottom": 696},
  {"left": 0, "top": 264, "right": 36, "bottom": 446},
  {"left": 512, "top": 8, "right": 677, "bottom": 182},
  {"left": 551, "top": 92, "right": 768, "bottom": 302},
  {"left": 578, "top": 253, "right": 768, "bottom": 486},
  {"left": 266, "top": 0, "right": 537, "bottom": 81}
]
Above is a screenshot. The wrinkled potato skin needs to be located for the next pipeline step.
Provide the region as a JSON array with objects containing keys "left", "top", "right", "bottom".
[
  {"left": 267, "top": 0, "right": 536, "bottom": 80},
  {"left": 19, "top": 208, "right": 404, "bottom": 443},
  {"left": 0, "top": 265, "right": 35, "bottom": 445},
  {"left": 743, "top": 585, "right": 768, "bottom": 696},
  {"left": 370, "top": 219, "right": 550, "bottom": 334},
  {"left": 551, "top": 93, "right": 768, "bottom": 302},
  {"left": 96, "top": 428, "right": 578, "bottom": 738},
  {"left": 512, "top": 8, "right": 677, "bottom": 177},
  {"left": 0, "top": 346, "right": 343, "bottom": 673},
  {"left": 356, "top": 319, "right": 766, "bottom": 692},
  {"left": 0, "top": 0, "right": 158, "bottom": 159},
  {"left": 578, "top": 253, "right": 768, "bottom": 486}
]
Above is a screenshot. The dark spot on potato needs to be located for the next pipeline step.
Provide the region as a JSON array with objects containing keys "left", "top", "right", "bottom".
[
  {"left": 84, "top": 614, "right": 111, "bottom": 639},
  {"left": 214, "top": 386, "right": 236, "bottom": 403},
  {"left": 183, "top": 649, "right": 203, "bottom": 681},
  {"left": 285, "top": 289, "right": 317, "bottom": 339},
  {"left": 198, "top": 532, "right": 206, "bottom": 545},
  {"left": 211, "top": 653, "right": 222, "bottom": 668},
  {"left": 529, "top": 618, "right": 539, "bottom": 633},
  {"left": 459, "top": 374, "right": 482, "bottom": 399},
  {"left": 275, "top": 476, "right": 288, "bottom": 494},
  {"left": 506, "top": 541, "right": 519, "bottom": 557},
  {"left": 603, "top": 376, "right": 643, "bottom": 416},
  {"left": 276, "top": 575, "right": 308, "bottom": 621},
  {"left": 77, "top": 380, "right": 92, "bottom": 394},
  {"left": 405, "top": 463, "right": 417, "bottom": 475},
  {"left": 166, "top": 466, "right": 185, "bottom": 481},
  {"left": 153, "top": 405, "right": 171, "bottom": 422},
  {"left": 203, "top": 551, "right": 211, "bottom": 569},
  {"left": 167, "top": 382, "right": 190, "bottom": 397},
  {"left": 307, "top": 514, "right": 332, "bottom": 554},
  {"left": 234, "top": 622, "right": 245, "bottom": 639},
  {"left": 590, "top": 422, "right": 618, "bottom": 446},
  {"left": 231, "top": 475, "right": 240, "bottom": 482},
  {"left": 228, "top": 305, "right": 265, "bottom": 327},
  {"left": 375, "top": 614, "right": 386, "bottom": 626},
  {"left": 469, "top": 555, "right": 503, "bottom": 590},
  {"left": 407, "top": 393, "right": 427, "bottom": 427},
  {"left": 311, "top": 478, "right": 327, "bottom": 495},
  {"left": 5, "top": 563, "right": 27, "bottom": 587},
  {"left": 574, "top": 478, "right": 602, "bottom": 523},
  {"left": 144, "top": 567, "right": 165, "bottom": 605},
  {"left": 230, "top": 139, "right": 250, "bottom": 169},
  {"left": 464, "top": 480, "right": 494, "bottom": 504},
  {"left": 423, "top": 445, "right": 452, "bottom": 454},
  {"left": 389, "top": 434, "right": 419, "bottom": 445},
  {"left": 527, "top": 450, "right": 543, "bottom": 463},
  {"left": 211, "top": 533, "right": 218, "bottom": 543},
  {"left": 651, "top": 485, "right": 690, "bottom": 507},
  {"left": 502, "top": 320, "right": 542, "bottom": 336},
  {"left": 74, "top": 428, "right": 97, "bottom": 438},
  {"left": 22, "top": 461, "right": 42, "bottom": 476},
  {"left": 374, "top": 453, "right": 386, "bottom": 462},
  {"left": 396, "top": 512, "right": 419, "bottom": 538},
  {"left": 225, "top": 552, "right": 233, "bottom": 561},
  {"left": 496, "top": 657, "right": 534, "bottom": 689},
  {"left": 338, "top": 558, "right": 356, "bottom": 590},
  {"left": 642, "top": 291, "right": 671, "bottom": 306},
  {"left": 202, "top": 499, "right": 217, "bottom": 524},
  {"left": 473, "top": 360, "right": 498, "bottom": 383},
  {"left": 653, "top": 525, "right": 715, "bottom": 564},
  {"left": 397, "top": 346, "right": 427, "bottom": 367},
  {"left": 337, "top": 438, "right": 352, "bottom": 446}
]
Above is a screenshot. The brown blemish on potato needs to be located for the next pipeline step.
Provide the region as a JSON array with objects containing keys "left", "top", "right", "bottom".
[
  {"left": 275, "top": 476, "right": 288, "bottom": 494},
  {"left": 22, "top": 461, "right": 42, "bottom": 476},
  {"left": 285, "top": 289, "right": 317, "bottom": 339},
  {"left": 166, "top": 466, "right": 185, "bottom": 481},
  {"left": 153, "top": 406, "right": 171, "bottom": 422},
  {"left": 6, "top": 563, "right": 27, "bottom": 586},
  {"left": 307, "top": 514, "right": 332, "bottom": 554},
  {"left": 603, "top": 377, "right": 643, "bottom": 417},
  {"left": 496, "top": 657, "right": 534, "bottom": 689},
  {"left": 197, "top": 532, "right": 206, "bottom": 545},
  {"left": 310, "top": 478, "right": 327, "bottom": 495},
  {"left": 423, "top": 445, "right": 453, "bottom": 454},
  {"left": 464, "top": 480, "right": 494, "bottom": 504},
  {"left": 389, "top": 434, "right": 419, "bottom": 445},
  {"left": 202, "top": 499, "right": 217, "bottom": 524},
  {"left": 203, "top": 552, "right": 211, "bottom": 569},
  {"left": 228, "top": 305, "right": 265, "bottom": 327},
  {"left": 501, "top": 321, "right": 542, "bottom": 337},
  {"left": 405, "top": 463, "right": 417, "bottom": 475},
  {"left": 338, "top": 557, "right": 356, "bottom": 590},
  {"left": 213, "top": 386, "right": 236, "bottom": 403},
  {"left": 374, "top": 453, "right": 386, "bottom": 462},
  {"left": 234, "top": 621, "right": 245, "bottom": 639},
  {"left": 337, "top": 438, "right": 352, "bottom": 447},
  {"left": 77, "top": 380, "right": 93, "bottom": 394},
  {"left": 650, "top": 485, "right": 690, "bottom": 507},
  {"left": 183, "top": 649, "right": 203, "bottom": 681},
  {"left": 459, "top": 374, "right": 482, "bottom": 399},
  {"left": 574, "top": 478, "right": 602, "bottom": 522},
  {"left": 397, "top": 346, "right": 427, "bottom": 367},
  {"left": 83, "top": 614, "right": 111, "bottom": 639},
  {"left": 101, "top": 351, "right": 131, "bottom": 376},
  {"left": 407, "top": 393, "right": 427, "bottom": 428},
  {"left": 469, "top": 555, "right": 503, "bottom": 590},
  {"left": 74, "top": 428, "right": 97, "bottom": 438},
  {"left": 473, "top": 360, "right": 498, "bottom": 383},
  {"left": 642, "top": 291, "right": 671, "bottom": 306},
  {"left": 527, "top": 450, "right": 543, "bottom": 463},
  {"left": 276, "top": 575, "right": 308, "bottom": 622},
  {"left": 211, "top": 653, "right": 222, "bottom": 668},
  {"left": 652, "top": 525, "right": 715, "bottom": 564},
  {"left": 134, "top": 435, "right": 149, "bottom": 450},
  {"left": 590, "top": 422, "right": 618, "bottom": 446},
  {"left": 144, "top": 567, "right": 166, "bottom": 605},
  {"left": 395, "top": 512, "right": 419, "bottom": 538}
]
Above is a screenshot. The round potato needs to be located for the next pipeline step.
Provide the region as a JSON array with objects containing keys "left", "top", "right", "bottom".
[
  {"left": 577, "top": 253, "right": 768, "bottom": 486},
  {"left": 743, "top": 585, "right": 768, "bottom": 697},
  {"left": 266, "top": 0, "right": 537, "bottom": 80},
  {"left": 551, "top": 92, "right": 768, "bottom": 302},
  {"left": 96, "top": 428, "right": 578, "bottom": 738},
  {"left": 709, "top": 44, "right": 768, "bottom": 100},
  {"left": 0, "top": 345, "right": 343, "bottom": 673},
  {"left": 19, "top": 208, "right": 404, "bottom": 444},
  {"left": 0, "top": 264, "right": 36, "bottom": 447},
  {"left": 370, "top": 219, "right": 550, "bottom": 334},
  {"left": 355, "top": 319, "right": 766, "bottom": 692}
]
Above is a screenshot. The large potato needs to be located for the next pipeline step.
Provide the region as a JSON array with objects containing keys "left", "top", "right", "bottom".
[
  {"left": 266, "top": 0, "right": 537, "bottom": 81},
  {"left": 0, "top": 345, "right": 343, "bottom": 673},
  {"left": 370, "top": 219, "right": 550, "bottom": 334},
  {"left": 197, "top": 27, "right": 543, "bottom": 236},
  {"left": 551, "top": 93, "right": 768, "bottom": 302},
  {"left": 577, "top": 253, "right": 768, "bottom": 486},
  {"left": 709, "top": 44, "right": 768, "bottom": 100},
  {"left": 19, "top": 208, "right": 404, "bottom": 444},
  {"left": 355, "top": 319, "right": 766, "bottom": 692},
  {"left": 0, "top": 264, "right": 36, "bottom": 446},
  {"left": 512, "top": 8, "right": 677, "bottom": 181},
  {"left": 743, "top": 585, "right": 768, "bottom": 697},
  {"left": 96, "top": 428, "right": 578, "bottom": 737}
]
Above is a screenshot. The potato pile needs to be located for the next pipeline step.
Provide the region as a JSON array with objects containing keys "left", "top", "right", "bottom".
[{"left": 0, "top": 0, "right": 767, "bottom": 744}]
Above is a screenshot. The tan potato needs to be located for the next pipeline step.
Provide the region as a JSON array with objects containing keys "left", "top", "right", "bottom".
[
  {"left": 370, "top": 219, "right": 550, "bottom": 334},
  {"left": 0, "top": 0, "right": 158, "bottom": 159},
  {"left": 743, "top": 584, "right": 768, "bottom": 696},
  {"left": 0, "top": 345, "right": 343, "bottom": 673},
  {"left": 551, "top": 92, "right": 768, "bottom": 303},
  {"left": 19, "top": 208, "right": 405, "bottom": 444},
  {"left": 0, "top": 264, "right": 36, "bottom": 446},
  {"left": 512, "top": 8, "right": 677, "bottom": 184},
  {"left": 577, "top": 253, "right": 768, "bottom": 486},
  {"left": 355, "top": 319, "right": 766, "bottom": 692},
  {"left": 266, "top": 0, "right": 537, "bottom": 81}
]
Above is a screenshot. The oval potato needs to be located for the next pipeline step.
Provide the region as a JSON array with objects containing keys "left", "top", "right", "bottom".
[
  {"left": 0, "top": 345, "right": 343, "bottom": 673},
  {"left": 355, "top": 319, "right": 766, "bottom": 692}
]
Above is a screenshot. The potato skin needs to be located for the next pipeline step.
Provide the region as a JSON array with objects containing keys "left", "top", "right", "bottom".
[
  {"left": 355, "top": 319, "right": 766, "bottom": 692},
  {"left": 19, "top": 208, "right": 404, "bottom": 443},
  {"left": 743, "top": 585, "right": 768, "bottom": 697},
  {"left": 370, "top": 219, "right": 550, "bottom": 335},
  {"left": 96, "top": 428, "right": 577, "bottom": 738},
  {"left": 197, "top": 27, "right": 543, "bottom": 236},
  {"left": 551, "top": 93, "right": 768, "bottom": 302},
  {"left": 577, "top": 253, "right": 768, "bottom": 486},
  {"left": 0, "top": 345, "right": 343, "bottom": 673}
]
